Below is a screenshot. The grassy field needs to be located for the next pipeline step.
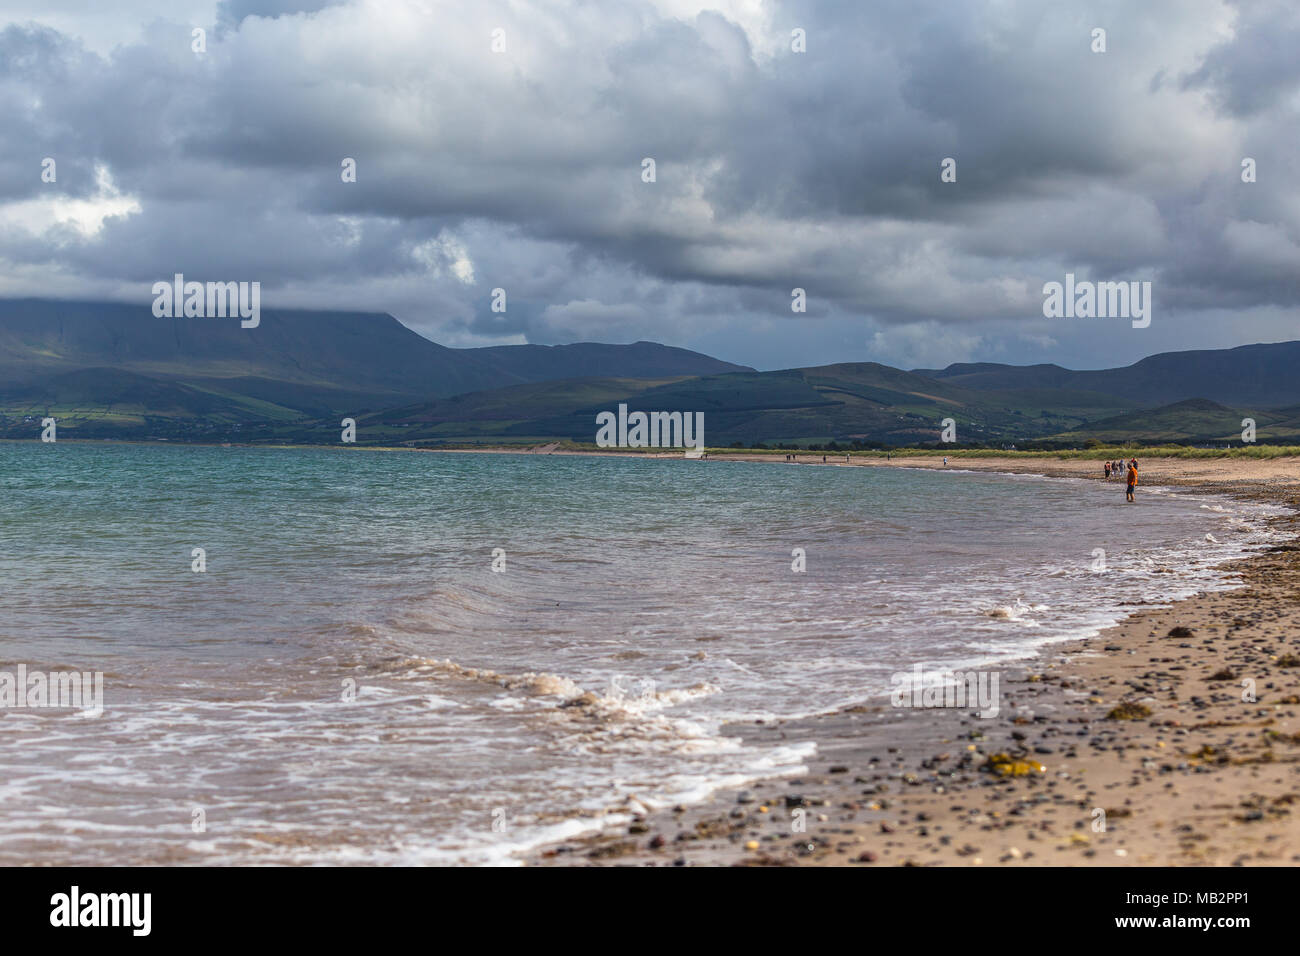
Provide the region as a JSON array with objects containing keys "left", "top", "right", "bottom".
[
  {"left": 840, "top": 445, "right": 1300, "bottom": 460},
  {"left": 410, "top": 440, "right": 1300, "bottom": 460},
  {"left": 705, "top": 444, "right": 1300, "bottom": 460}
]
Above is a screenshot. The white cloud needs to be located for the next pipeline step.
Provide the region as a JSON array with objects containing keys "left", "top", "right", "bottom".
[{"left": 0, "top": 164, "right": 141, "bottom": 239}]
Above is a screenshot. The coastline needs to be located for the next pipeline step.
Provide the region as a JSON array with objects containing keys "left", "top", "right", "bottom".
[
  {"left": 15, "top": 441, "right": 1299, "bottom": 865},
  {"left": 524, "top": 457, "right": 1300, "bottom": 866}
]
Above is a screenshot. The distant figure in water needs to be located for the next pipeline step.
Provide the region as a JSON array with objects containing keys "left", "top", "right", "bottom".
[
  {"left": 1126, "top": 461, "right": 1138, "bottom": 502},
  {"left": 1104, "top": 461, "right": 1111, "bottom": 479}
]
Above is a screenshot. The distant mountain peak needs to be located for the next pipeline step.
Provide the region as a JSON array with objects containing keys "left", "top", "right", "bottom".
[{"left": 0, "top": 297, "right": 749, "bottom": 403}]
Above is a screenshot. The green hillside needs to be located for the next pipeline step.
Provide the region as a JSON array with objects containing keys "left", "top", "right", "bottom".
[
  {"left": 0, "top": 298, "right": 750, "bottom": 439},
  {"left": 340, "top": 363, "right": 1132, "bottom": 447},
  {"left": 1049, "top": 399, "right": 1300, "bottom": 444},
  {"left": 6, "top": 297, "right": 1300, "bottom": 448},
  {"left": 918, "top": 341, "right": 1300, "bottom": 409}
]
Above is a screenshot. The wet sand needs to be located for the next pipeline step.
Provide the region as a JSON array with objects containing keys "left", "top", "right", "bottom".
[{"left": 524, "top": 455, "right": 1300, "bottom": 866}]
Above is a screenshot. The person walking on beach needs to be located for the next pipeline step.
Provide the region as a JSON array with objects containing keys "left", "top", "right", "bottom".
[
  {"left": 1104, "top": 461, "right": 1111, "bottom": 479},
  {"left": 1125, "top": 460, "right": 1138, "bottom": 502}
]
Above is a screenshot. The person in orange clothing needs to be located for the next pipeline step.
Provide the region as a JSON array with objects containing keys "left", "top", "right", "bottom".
[{"left": 1125, "top": 460, "right": 1138, "bottom": 502}]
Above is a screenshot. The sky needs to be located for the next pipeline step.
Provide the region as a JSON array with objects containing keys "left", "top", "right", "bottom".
[{"left": 1, "top": 0, "right": 1297, "bottom": 372}]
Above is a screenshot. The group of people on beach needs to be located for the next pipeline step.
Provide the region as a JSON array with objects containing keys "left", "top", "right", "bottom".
[{"left": 1103, "top": 457, "right": 1139, "bottom": 502}]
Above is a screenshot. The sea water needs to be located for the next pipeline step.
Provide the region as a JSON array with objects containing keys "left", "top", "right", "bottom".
[{"left": 0, "top": 443, "right": 1285, "bottom": 863}]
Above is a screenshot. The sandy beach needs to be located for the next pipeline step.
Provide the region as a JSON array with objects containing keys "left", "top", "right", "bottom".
[{"left": 524, "top": 454, "right": 1300, "bottom": 866}]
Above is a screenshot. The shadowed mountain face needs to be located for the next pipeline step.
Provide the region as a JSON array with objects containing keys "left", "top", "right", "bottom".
[
  {"left": 0, "top": 299, "right": 751, "bottom": 408},
  {"left": 351, "top": 346, "right": 1300, "bottom": 447},
  {"left": 3, "top": 297, "right": 1300, "bottom": 446},
  {"left": 915, "top": 341, "right": 1300, "bottom": 409},
  {"left": 351, "top": 361, "right": 1129, "bottom": 447}
]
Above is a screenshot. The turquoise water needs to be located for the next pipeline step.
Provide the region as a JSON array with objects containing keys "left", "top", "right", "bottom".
[{"left": 0, "top": 442, "right": 1283, "bottom": 863}]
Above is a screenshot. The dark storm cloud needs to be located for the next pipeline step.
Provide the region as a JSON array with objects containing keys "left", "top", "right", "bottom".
[
  {"left": 0, "top": 24, "right": 107, "bottom": 200},
  {"left": 1, "top": 0, "right": 1297, "bottom": 369},
  {"left": 1183, "top": 0, "right": 1300, "bottom": 116}
]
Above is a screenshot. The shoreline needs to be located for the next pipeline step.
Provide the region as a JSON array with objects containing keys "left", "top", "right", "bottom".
[
  {"left": 13, "top": 439, "right": 1299, "bottom": 865},
  {"left": 10, "top": 435, "right": 1299, "bottom": 461},
  {"left": 524, "top": 458, "right": 1300, "bottom": 866}
]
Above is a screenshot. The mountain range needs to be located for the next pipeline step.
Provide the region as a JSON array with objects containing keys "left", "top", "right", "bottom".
[{"left": 2, "top": 298, "right": 1298, "bottom": 447}]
